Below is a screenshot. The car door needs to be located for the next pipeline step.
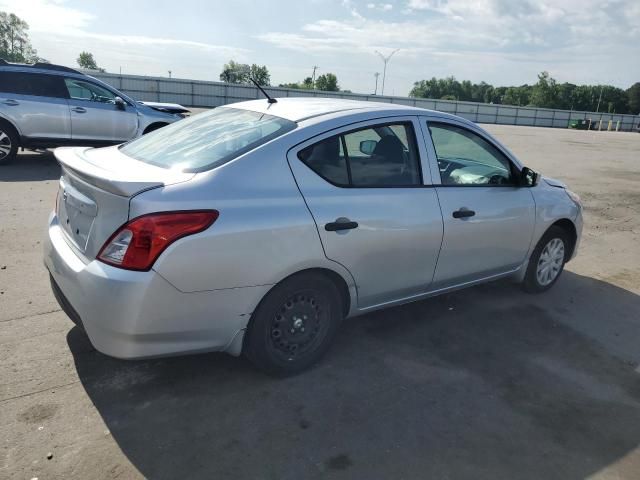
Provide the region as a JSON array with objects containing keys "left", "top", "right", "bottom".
[
  {"left": 422, "top": 118, "right": 536, "bottom": 287},
  {"left": 287, "top": 117, "right": 444, "bottom": 309},
  {"left": 0, "top": 71, "right": 70, "bottom": 140},
  {"left": 63, "top": 78, "right": 138, "bottom": 142}
]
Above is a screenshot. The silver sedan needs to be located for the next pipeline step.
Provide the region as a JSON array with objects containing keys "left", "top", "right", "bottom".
[{"left": 44, "top": 98, "right": 583, "bottom": 375}]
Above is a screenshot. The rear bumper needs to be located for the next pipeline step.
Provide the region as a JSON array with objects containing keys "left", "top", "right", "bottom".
[{"left": 44, "top": 213, "right": 270, "bottom": 359}]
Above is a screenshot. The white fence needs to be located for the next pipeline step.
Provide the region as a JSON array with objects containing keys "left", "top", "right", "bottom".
[{"left": 91, "top": 72, "right": 640, "bottom": 132}]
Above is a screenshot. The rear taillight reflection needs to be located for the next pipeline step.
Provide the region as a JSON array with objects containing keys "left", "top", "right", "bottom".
[{"left": 98, "top": 210, "right": 218, "bottom": 271}]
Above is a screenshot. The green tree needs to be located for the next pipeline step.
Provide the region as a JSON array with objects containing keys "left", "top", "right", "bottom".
[
  {"left": 410, "top": 77, "right": 441, "bottom": 99},
  {"left": 315, "top": 73, "right": 339, "bottom": 91},
  {"left": 530, "top": 71, "right": 558, "bottom": 108},
  {"left": 502, "top": 86, "right": 532, "bottom": 106},
  {"left": 220, "top": 60, "right": 270, "bottom": 85},
  {"left": 408, "top": 72, "right": 635, "bottom": 113},
  {"left": 249, "top": 64, "right": 270, "bottom": 86},
  {"left": 278, "top": 82, "right": 302, "bottom": 89},
  {"left": 76, "top": 51, "right": 104, "bottom": 72},
  {"left": 219, "top": 60, "right": 250, "bottom": 84},
  {"left": 0, "top": 11, "right": 39, "bottom": 63},
  {"left": 627, "top": 82, "right": 640, "bottom": 114}
]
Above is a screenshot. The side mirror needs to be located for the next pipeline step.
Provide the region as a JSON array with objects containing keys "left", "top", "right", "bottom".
[
  {"left": 520, "top": 166, "right": 539, "bottom": 187},
  {"left": 114, "top": 96, "right": 126, "bottom": 110},
  {"left": 359, "top": 140, "right": 377, "bottom": 155}
]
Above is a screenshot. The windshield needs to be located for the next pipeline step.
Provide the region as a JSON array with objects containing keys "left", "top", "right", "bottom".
[{"left": 120, "top": 107, "right": 296, "bottom": 172}]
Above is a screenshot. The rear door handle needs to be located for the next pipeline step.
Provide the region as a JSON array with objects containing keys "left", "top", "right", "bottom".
[
  {"left": 2, "top": 99, "right": 19, "bottom": 106},
  {"left": 325, "top": 218, "right": 359, "bottom": 231},
  {"left": 71, "top": 107, "right": 87, "bottom": 113},
  {"left": 452, "top": 209, "right": 476, "bottom": 219}
]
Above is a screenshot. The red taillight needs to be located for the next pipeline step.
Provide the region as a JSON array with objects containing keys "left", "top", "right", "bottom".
[{"left": 98, "top": 210, "right": 219, "bottom": 271}]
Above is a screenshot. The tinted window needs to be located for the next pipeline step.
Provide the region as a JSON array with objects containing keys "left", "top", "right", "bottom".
[
  {"left": 64, "top": 79, "right": 117, "bottom": 103},
  {"left": 120, "top": 107, "right": 296, "bottom": 172},
  {"left": 0, "top": 72, "right": 68, "bottom": 98},
  {"left": 428, "top": 123, "right": 514, "bottom": 186},
  {"left": 298, "top": 122, "right": 421, "bottom": 187}
]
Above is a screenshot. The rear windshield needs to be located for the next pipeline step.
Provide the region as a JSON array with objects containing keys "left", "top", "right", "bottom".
[{"left": 120, "top": 107, "right": 296, "bottom": 172}]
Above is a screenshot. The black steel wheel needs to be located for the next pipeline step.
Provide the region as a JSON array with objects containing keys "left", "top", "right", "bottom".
[{"left": 244, "top": 272, "right": 343, "bottom": 376}]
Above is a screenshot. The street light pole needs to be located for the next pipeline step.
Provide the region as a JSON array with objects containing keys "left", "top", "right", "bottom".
[
  {"left": 375, "top": 49, "right": 399, "bottom": 96},
  {"left": 374, "top": 72, "right": 380, "bottom": 95},
  {"left": 596, "top": 85, "right": 603, "bottom": 113}
]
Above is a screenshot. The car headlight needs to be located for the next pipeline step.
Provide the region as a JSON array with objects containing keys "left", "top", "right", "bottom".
[{"left": 565, "top": 189, "right": 582, "bottom": 207}]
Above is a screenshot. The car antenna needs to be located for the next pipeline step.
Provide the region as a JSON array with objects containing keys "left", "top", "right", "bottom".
[{"left": 250, "top": 78, "right": 277, "bottom": 104}]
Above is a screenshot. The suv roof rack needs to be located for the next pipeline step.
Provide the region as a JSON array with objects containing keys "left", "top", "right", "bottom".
[{"left": 0, "top": 59, "right": 82, "bottom": 74}]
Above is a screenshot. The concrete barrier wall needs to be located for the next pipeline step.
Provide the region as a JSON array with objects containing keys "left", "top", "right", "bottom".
[{"left": 90, "top": 72, "right": 639, "bottom": 132}]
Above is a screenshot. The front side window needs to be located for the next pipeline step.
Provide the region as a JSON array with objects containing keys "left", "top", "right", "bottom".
[
  {"left": 121, "top": 107, "right": 296, "bottom": 172},
  {"left": 64, "top": 79, "right": 117, "bottom": 103},
  {"left": 428, "top": 123, "right": 514, "bottom": 186},
  {"left": 0, "top": 72, "right": 67, "bottom": 98},
  {"left": 298, "top": 122, "right": 421, "bottom": 187}
]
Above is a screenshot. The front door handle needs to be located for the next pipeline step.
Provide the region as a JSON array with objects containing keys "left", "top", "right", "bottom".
[
  {"left": 71, "top": 107, "right": 87, "bottom": 113},
  {"left": 452, "top": 209, "right": 476, "bottom": 219},
  {"left": 2, "top": 99, "right": 19, "bottom": 106},
  {"left": 325, "top": 218, "right": 359, "bottom": 231}
]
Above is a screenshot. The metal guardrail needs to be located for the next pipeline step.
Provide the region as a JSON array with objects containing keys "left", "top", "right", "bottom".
[{"left": 90, "top": 72, "right": 640, "bottom": 132}]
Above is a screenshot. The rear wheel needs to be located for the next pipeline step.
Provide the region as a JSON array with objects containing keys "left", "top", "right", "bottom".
[
  {"left": 0, "top": 123, "right": 19, "bottom": 165},
  {"left": 523, "top": 226, "right": 569, "bottom": 293},
  {"left": 243, "top": 272, "right": 343, "bottom": 376}
]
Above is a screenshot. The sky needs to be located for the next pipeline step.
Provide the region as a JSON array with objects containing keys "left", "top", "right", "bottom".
[{"left": 2, "top": 0, "right": 639, "bottom": 96}]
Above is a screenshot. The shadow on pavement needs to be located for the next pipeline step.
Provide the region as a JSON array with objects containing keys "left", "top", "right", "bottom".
[
  {"left": 67, "top": 271, "right": 640, "bottom": 479},
  {"left": 0, "top": 151, "right": 60, "bottom": 182}
]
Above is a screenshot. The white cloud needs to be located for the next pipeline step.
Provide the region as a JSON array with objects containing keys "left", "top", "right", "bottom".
[
  {"left": 0, "top": 0, "right": 248, "bottom": 79},
  {"left": 0, "top": 0, "right": 95, "bottom": 32},
  {"left": 256, "top": 0, "right": 640, "bottom": 92},
  {"left": 1, "top": 0, "right": 638, "bottom": 94},
  {"left": 367, "top": 2, "right": 393, "bottom": 11}
]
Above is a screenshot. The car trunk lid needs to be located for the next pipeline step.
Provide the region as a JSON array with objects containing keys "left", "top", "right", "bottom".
[{"left": 54, "top": 146, "right": 194, "bottom": 259}]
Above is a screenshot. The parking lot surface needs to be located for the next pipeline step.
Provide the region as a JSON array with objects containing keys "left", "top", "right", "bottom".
[{"left": 1, "top": 125, "right": 639, "bottom": 479}]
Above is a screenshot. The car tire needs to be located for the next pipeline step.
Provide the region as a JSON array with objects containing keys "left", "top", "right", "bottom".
[
  {"left": 243, "top": 272, "right": 343, "bottom": 376},
  {"left": 522, "top": 226, "right": 570, "bottom": 293},
  {"left": 0, "top": 122, "right": 19, "bottom": 165}
]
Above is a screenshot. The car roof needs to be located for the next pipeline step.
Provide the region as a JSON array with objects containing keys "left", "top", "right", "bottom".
[
  {"left": 0, "top": 61, "right": 108, "bottom": 86},
  {"left": 227, "top": 97, "right": 437, "bottom": 123}
]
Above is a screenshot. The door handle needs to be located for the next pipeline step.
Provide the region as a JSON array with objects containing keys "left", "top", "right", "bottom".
[
  {"left": 2, "top": 99, "right": 19, "bottom": 106},
  {"left": 325, "top": 218, "right": 359, "bottom": 231},
  {"left": 71, "top": 107, "right": 87, "bottom": 113},
  {"left": 452, "top": 209, "right": 476, "bottom": 219}
]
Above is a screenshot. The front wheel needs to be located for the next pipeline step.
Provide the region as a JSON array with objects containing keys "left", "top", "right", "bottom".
[
  {"left": 523, "top": 226, "right": 569, "bottom": 293},
  {"left": 243, "top": 272, "right": 343, "bottom": 376}
]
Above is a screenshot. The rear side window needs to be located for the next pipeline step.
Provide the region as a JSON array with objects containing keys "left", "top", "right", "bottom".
[
  {"left": 298, "top": 122, "right": 422, "bottom": 187},
  {"left": 0, "top": 72, "right": 68, "bottom": 98},
  {"left": 120, "top": 107, "right": 296, "bottom": 172}
]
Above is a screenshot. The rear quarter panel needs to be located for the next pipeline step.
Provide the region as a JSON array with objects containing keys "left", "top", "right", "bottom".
[{"left": 129, "top": 139, "right": 356, "bottom": 295}]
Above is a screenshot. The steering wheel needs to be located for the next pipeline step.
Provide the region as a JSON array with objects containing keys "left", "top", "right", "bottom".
[{"left": 488, "top": 174, "right": 507, "bottom": 185}]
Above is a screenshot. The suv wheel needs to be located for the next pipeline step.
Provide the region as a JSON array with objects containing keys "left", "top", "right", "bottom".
[{"left": 0, "top": 123, "right": 18, "bottom": 165}]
